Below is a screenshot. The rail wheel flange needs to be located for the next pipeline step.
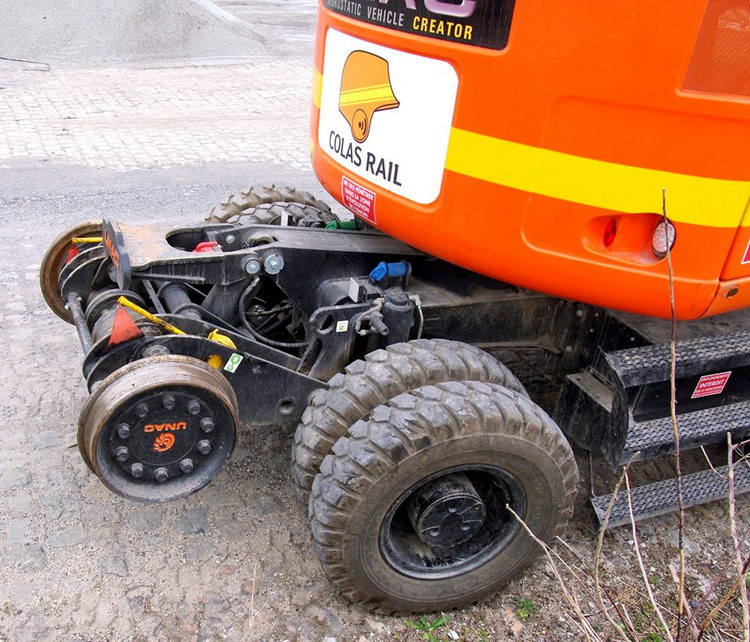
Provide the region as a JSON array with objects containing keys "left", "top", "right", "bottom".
[
  {"left": 40, "top": 220, "right": 103, "bottom": 323},
  {"left": 78, "top": 355, "right": 239, "bottom": 502}
]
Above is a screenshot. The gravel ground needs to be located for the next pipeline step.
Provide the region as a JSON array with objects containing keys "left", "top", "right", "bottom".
[{"left": 0, "top": 2, "right": 748, "bottom": 641}]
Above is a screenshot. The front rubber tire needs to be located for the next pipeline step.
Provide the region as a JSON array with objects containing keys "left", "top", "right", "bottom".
[
  {"left": 309, "top": 381, "right": 578, "bottom": 613},
  {"left": 292, "top": 339, "right": 527, "bottom": 504}
]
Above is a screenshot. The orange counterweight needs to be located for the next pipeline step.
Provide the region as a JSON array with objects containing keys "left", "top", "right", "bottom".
[{"left": 310, "top": 0, "right": 750, "bottom": 320}]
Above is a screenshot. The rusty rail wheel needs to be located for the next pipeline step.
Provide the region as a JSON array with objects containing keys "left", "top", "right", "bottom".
[
  {"left": 78, "top": 355, "right": 239, "bottom": 502},
  {"left": 40, "top": 220, "right": 103, "bottom": 323}
]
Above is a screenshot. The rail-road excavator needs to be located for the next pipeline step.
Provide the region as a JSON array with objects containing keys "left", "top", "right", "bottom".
[{"left": 40, "top": 0, "right": 750, "bottom": 612}]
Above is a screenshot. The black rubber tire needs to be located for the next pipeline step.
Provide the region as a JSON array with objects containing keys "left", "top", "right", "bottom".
[
  {"left": 237, "top": 202, "right": 337, "bottom": 227},
  {"left": 291, "top": 339, "right": 526, "bottom": 504},
  {"left": 205, "top": 185, "right": 335, "bottom": 224},
  {"left": 309, "top": 381, "right": 578, "bottom": 613}
]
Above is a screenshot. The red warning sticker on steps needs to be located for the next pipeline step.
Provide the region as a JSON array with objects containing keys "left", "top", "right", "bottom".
[
  {"left": 691, "top": 371, "right": 732, "bottom": 399},
  {"left": 342, "top": 176, "right": 376, "bottom": 223}
]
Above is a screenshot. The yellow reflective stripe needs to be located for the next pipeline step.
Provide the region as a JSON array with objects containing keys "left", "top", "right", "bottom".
[
  {"left": 313, "top": 69, "right": 323, "bottom": 109},
  {"left": 446, "top": 128, "right": 750, "bottom": 228}
]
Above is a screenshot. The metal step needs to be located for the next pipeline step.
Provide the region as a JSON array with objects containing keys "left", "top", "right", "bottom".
[
  {"left": 591, "top": 462, "right": 750, "bottom": 529},
  {"left": 606, "top": 330, "right": 750, "bottom": 387},
  {"left": 620, "top": 400, "right": 750, "bottom": 464}
]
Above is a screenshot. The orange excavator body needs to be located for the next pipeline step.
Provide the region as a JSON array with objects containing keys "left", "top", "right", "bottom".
[{"left": 310, "top": 0, "right": 750, "bottom": 320}]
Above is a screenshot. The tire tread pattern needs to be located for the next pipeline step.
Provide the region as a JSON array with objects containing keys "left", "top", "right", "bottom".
[
  {"left": 309, "top": 381, "right": 578, "bottom": 612},
  {"left": 291, "top": 339, "right": 527, "bottom": 502}
]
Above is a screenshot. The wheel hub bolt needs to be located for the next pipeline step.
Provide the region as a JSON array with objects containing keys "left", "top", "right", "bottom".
[
  {"left": 200, "top": 417, "right": 215, "bottom": 433},
  {"left": 154, "top": 467, "right": 169, "bottom": 483},
  {"left": 162, "top": 394, "right": 176, "bottom": 410},
  {"left": 117, "top": 423, "right": 131, "bottom": 439},
  {"left": 136, "top": 403, "right": 149, "bottom": 419},
  {"left": 179, "top": 458, "right": 195, "bottom": 474},
  {"left": 187, "top": 400, "right": 202, "bottom": 416},
  {"left": 114, "top": 446, "right": 129, "bottom": 462},
  {"left": 130, "top": 463, "right": 144, "bottom": 478},
  {"left": 197, "top": 440, "right": 212, "bottom": 455}
]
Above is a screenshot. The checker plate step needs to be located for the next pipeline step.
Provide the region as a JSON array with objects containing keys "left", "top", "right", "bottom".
[
  {"left": 620, "top": 400, "right": 750, "bottom": 464},
  {"left": 607, "top": 330, "right": 750, "bottom": 387},
  {"left": 592, "top": 462, "right": 750, "bottom": 529}
]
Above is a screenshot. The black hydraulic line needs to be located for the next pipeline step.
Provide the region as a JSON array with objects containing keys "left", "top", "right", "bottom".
[{"left": 238, "top": 281, "right": 309, "bottom": 349}]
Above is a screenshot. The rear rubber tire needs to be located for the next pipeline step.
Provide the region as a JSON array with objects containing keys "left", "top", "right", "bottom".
[
  {"left": 309, "top": 381, "right": 578, "bottom": 613},
  {"left": 291, "top": 339, "right": 527, "bottom": 505}
]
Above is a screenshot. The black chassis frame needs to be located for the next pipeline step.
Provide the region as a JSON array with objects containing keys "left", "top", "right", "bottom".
[{"left": 59, "top": 218, "right": 623, "bottom": 429}]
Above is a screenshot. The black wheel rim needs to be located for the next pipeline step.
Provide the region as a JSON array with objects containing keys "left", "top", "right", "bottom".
[{"left": 379, "top": 465, "right": 526, "bottom": 579}]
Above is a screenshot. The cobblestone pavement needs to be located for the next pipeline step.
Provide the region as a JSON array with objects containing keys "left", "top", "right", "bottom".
[
  {"left": 1, "top": 3, "right": 749, "bottom": 642},
  {"left": 0, "top": 62, "right": 312, "bottom": 172}
]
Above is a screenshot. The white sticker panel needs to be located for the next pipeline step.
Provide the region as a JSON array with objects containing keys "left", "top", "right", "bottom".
[{"left": 318, "top": 29, "right": 458, "bottom": 205}]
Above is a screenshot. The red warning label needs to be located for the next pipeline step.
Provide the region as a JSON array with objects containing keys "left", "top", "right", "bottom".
[
  {"left": 691, "top": 371, "right": 732, "bottom": 399},
  {"left": 742, "top": 240, "right": 750, "bottom": 264},
  {"left": 342, "top": 176, "right": 376, "bottom": 223}
]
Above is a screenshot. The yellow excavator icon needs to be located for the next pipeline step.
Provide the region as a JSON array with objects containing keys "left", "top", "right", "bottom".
[{"left": 339, "top": 51, "right": 400, "bottom": 143}]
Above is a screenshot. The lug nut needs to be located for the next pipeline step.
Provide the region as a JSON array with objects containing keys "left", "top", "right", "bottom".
[
  {"left": 197, "top": 440, "right": 212, "bottom": 455},
  {"left": 179, "top": 458, "right": 195, "bottom": 474},
  {"left": 154, "top": 467, "right": 169, "bottom": 483},
  {"left": 187, "top": 400, "right": 202, "bottom": 416},
  {"left": 200, "top": 417, "right": 215, "bottom": 433},
  {"left": 136, "top": 403, "right": 149, "bottom": 419},
  {"left": 130, "top": 463, "right": 144, "bottom": 478},
  {"left": 114, "top": 446, "right": 129, "bottom": 462},
  {"left": 162, "top": 394, "right": 176, "bottom": 410},
  {"left": 117, "top": 423, "right": 131, "bottom": 439}
]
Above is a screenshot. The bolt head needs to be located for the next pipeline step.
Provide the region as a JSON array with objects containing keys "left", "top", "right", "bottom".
[
  {"left": 225, "top": 234, "right": 236, "bottom": 245},
  {"left": 244, "top": 258, "right": 262, "bottom": 275},
  {"left": 130, "top": 463, "right": 144, "bottom": 478},
  {"left": 117, "top": 423, "right": 131, "bottom": 439},
  {"left": 187, "top": 399, "right": 202, "bottom": 416},
  {"left": 179, "top": 458, "right": 195, "bottom": 474},
  {"left": 200, "top": 417, "right": 215, "bottom": 433},
  {"left": 162, "top": 394, "right": 176, "bottom": 410},
  {"left": 114, "top": 446, "right": 129, "bottom": 462},
  {"left": 136, "top": 403, "right": 149, "bottom": 419},
  {"left": 264, "top": 253, "right": 284, "bottom": 275},
  {"left": 197, "top": 440, "right": 212, "bottom": 456},
  {"left": 154, "top": 467, "right": 169, "bottom": 483}
]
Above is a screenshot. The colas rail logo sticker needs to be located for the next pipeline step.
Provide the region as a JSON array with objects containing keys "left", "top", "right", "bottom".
[{"left": 339, "top": 51, "right": 399, "bottom": 143}]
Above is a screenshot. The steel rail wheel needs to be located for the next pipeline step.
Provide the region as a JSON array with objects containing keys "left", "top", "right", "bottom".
[
  {"left": 309, "top": 381, "right": 578, "bottom": 613},
  {"left": 40, "top": 220, "right": 103, "bottom": 323},
  {"left": 78, "top": 355, "right": 239, "bottom": 502}
]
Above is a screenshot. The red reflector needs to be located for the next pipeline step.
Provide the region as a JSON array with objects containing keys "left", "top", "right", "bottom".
[
  {"left": 65, "top": 246, "right": 80, "bottom": 264},
  {"left": 603, "top": 219, "right": 618, "bottom": 248},
  {"left": 193, "top": 241, "right": 220, "bottom": 253}
]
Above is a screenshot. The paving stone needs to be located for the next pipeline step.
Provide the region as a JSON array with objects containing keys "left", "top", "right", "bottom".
[
  {"left": 47, "top": 524, "right": 86, "bottom": 548},
  {"left": 174, "top": 507, "right": 209, "bottom": 535}
]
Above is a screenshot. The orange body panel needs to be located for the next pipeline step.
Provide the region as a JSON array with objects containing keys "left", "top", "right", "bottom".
[{"left": 311, "top": 1, "right": 750, "bottom": 320}]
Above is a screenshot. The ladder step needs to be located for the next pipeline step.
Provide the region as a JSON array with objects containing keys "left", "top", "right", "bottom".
[
  {"left": 620, "top": 400, "right": 750, "bottom": 464},
  {"left": 607, "top": 330, "right": 750, "bottom": 387},
  {"left": 591, "top": 462, "right": 750, "bottom": 529}
]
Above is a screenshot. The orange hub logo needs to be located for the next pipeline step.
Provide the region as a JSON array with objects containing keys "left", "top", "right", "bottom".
[
  {"left": 143, "top": 421, "right": 187, "bottom": 433},
  {"left": 153, "top": 433, "right": 176, "bottom": 452}
]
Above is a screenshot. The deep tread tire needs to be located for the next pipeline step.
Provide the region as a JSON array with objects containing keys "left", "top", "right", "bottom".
[
  {"left": 236, "top": 202, "right": 337, "bottom": 227},
  {"left": 205, "top": 184, "right": 334, "bottom": 224},
  {"left": 291, "top": 339, "right": 527, "bottom": 504},
  {"left": 309, "top": 381, "right": 578, "bottom": 613}
]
